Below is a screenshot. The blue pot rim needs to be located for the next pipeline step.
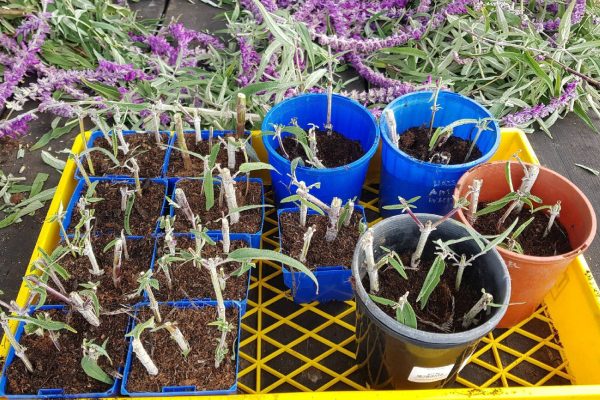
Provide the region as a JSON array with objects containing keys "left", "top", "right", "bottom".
[
  {"left": 261, "top": 93, "right": 380, "bottom": 174},
  {"left": 380, "top": 91, "right": 501, "bottom": 170}
]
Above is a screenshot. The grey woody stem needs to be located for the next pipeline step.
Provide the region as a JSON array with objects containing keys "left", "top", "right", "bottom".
[
  {"left": 384, "top": 109, "right": 399, "bottom": 147},
  {"left": 114, "top": 110, "right": 129, "bottom": 156},
  {"left": 464, "top": 124, "right": 484, "bottom": 162},
  {"left": 325, "top": 197, "right": 342, "bottom": 242},
  {"left": 275, "top": 125, "right": 289, "bottom": 159},
  {"left": 515, "top": 165, "right": 539, "bottom": 213},
  {"left": 219, "top": 168, "right": 240, "bottom": 224},
  {"left": 120, "top": 186, "right": 129, "bottom": 211},
  {"left": 300, "top": 225, "right": 316, "bottom": 263},
  {"left": 113, "top": 238, "right": 123, "bottom": 288},
  {"left": 307, "top": 125, "right": 325, "bottom": 169},
  {"left": 344, "top": 200, "right": 355, "bottom": 227},
  {"left": 69, "top": 292, "right": 100, "bottom": 327},
  {"left": 497, "top": 198, "right": 519, "bottom": 230},
  {"left": 132, "top": 336, "right": 158, "bottom": 375},
  {"left": 428, "top": 82, "right": 442, "bottom": 138},
  {"left": 462, "top": 290, "right": 494, "bottom": 329},
  {"left": 203, "top": 258, "right": 226, "bottom": 322},
  {"left": 221, "top": 216, "right": 230, "bottom": 254},
  {"left": 411, "top": 220, "right": 435, "bottom": 269},
  {"left": 295, "top": 185, "right": 330, "bottom": 213},
  {"left": 209, "top": 126, "right": 214, "bottom": 147},
  {"left": 175, "top": 113, "right": 193, "bottom": 170},
  {"left": 79, "top": 114, "right": 95, "bottom": 176},
  {"left": 152, "top": 111, "right": 162, "bottom": 144},
  {"left": 121, "top": 230, "right": 129, "bottom": 260},
  {"left": 227, "top": 137, "right": 236, "bottom": 170},
  {"left": 1, "top": 315, "right": 33, "bottom": 372},
  {"left": 145, "top": 282, "right": 161, "bottom": 323},
  {"left": 193, "top": 109, "right": 202, "bottom": 144},
  {"left": 129, "top": 158, "right": 142, "bottom": 196},
  {"left": 236, "top": 93, "right": 246, "bottom": 139},
  {"left": 361, "top": 229, "right": 378, "bottom": 293},
  {"left": 299, "top": 201, "right": 308, "bottom": 227},
  {"left": 175, "top": 188, "right": 196, "bottom": 230},
  {"left": 454, "top": 254, "right": 471, "bottom": 291},
  {"left": 163, "top": 321, "right": 190, "bottom": 357},
  {"left": 26, "top": 276, "right": 71, "bottom": 304},
  {"left": 543, "top": 201, "right": 561, "bottom": 238},
  {"left": 467, "top": 179, "right": 483, "bottom": 224},
  {"left": 84, "top": 236, "right": 103, "bottom": 276}
]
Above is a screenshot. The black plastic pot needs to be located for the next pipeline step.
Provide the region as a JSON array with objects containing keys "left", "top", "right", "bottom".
[{"left": 352, "top": 213, "right": 510, "bottom": 389}]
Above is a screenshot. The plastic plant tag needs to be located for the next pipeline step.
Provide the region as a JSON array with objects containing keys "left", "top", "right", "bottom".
[{"left": 407, "top": 355, "right": 472, "bottom": 383}]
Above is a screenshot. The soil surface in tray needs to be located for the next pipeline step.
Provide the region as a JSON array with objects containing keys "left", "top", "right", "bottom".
[
  {"left": 6, "top": 309, "right": 128, "bottom": 395},
  {"left": 397, "top": 126, "right": 482, "bottom": 165},
  {"left": 89, "top": 133, "right": 170, "bottom": 177},
  {"left": 279, "top": 210, "right": 362, "bottom": 269},
  {"left": 168, "top": 134, "right": 245, "bottom": 177},
  {"left": 126, "top": 305, "right": 238, "bottom": 393},
  {"left": 60, "top": 236, "right": 155, "bottom": 307},
  {"left": 0, "top": 137, "right": 19, "bottom": 165},
  {"left": 68, "top": 180, "right": 165, "bottom": 236},
  {"left": 364, "top": 251, "right": 485, "bottom": 333},
  {"left": 473, "top": 203, "right": 572, "bottom": 257},
  {"left": 154, "top": 236, "right": 249, "bottom": 302},
  {"left": 173, "top": 179, "right": 262, "bottom": 233},
  {"left": 276, "top": 129, "right": 363, "bottom": 168}
]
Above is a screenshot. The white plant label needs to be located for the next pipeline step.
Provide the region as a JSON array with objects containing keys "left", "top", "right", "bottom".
[{"left": 407, "top": 355, "right": 471, "bottom": 383}]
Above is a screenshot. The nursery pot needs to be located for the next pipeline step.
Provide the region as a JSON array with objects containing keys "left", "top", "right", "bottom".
[
  {"left": 454, "top": 161, "right": 597, "bottom": 327},
  {"left": 261, "top": 94, "right": 380, "bottom": 205},
  {"left": 352, "top": 214, "right": 510, "bottom": 389},
  {"left": 379, "top": 91, "right": 500, "bottom": 217}
]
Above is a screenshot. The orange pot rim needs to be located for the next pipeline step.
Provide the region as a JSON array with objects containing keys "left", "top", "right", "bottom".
[{"left": 455, "top": 161, "right": 597, "bottom": 264}]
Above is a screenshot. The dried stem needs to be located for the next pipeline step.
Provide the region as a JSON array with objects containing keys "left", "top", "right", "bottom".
[
  {"left": 152, "top": 110, "right": 162, "bottom": 144},
  {"left": 1, "top": 315, "right": 33, "bottom": 372},
  {"left": 226, "top": 137, "right": 237, "bottom": 170},
  {"left": 361, "top": 229, "right": 378, "bottom": 293},
  {"left": 79, "top": 114, "right": 95, "bottom": 176},
  {"left": 384, "top": 109, "right": 399, "bottom": 147},
  {"left": 221, "top": 215, "right": 230, "bottom": 254},
  {"left": 219, "top": 168, "right": 240, "bottom": 224},
  {"left": 163, "top": 321, "right": 190, "bottom": 357},
  {"left": 325, "top": 197, "right": 342, "bottom": 242},
  {"left": 467, "top": 179, "right": 483, "bottom": 224},
  {"left": 132, "top": 335, "right": 158, "bottom": 375},
  {"left": 84, "top": 236, "right": 103, "bottom": 276},
  {"left": 300, "top": 225, "right": 316, "bottom": 263},
  {"left": 462, "top": 290, "right": 494, "bottom": 329},
  {"left": 411, "top": 220, "right": 434, "bottom": 269},
  {"left": 236, "top": 93, "right": 246, "bottom": 139},
  {"left": 175, "top": 113, "right": 193, "bottom": 170},
  {"left": 543, "top": 201, "right": 561, "bottom": 238},
  {"left": 175, "top": 188, "right": 196, "bottom": 230},
  {"left": 112, "top": 239, "right": 123, "bottom": 289},
  {"left": 193, "top": 109, "right": 202, "bottom": 144},
  {"left": 515, "top": 164, "right": 540, "bottom": 213}
]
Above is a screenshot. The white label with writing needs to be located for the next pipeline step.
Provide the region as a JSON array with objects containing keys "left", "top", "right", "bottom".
[
  {"left": 407, "top": 356, "right": 471, "bottom": 383},
  {"left": 407, "top": 364, "right": 454, "bottom": 383}
]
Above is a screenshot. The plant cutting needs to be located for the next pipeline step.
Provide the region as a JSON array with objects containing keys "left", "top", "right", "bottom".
[
  {"left": 168, "top": 161, "right": 269, "bottom": 247},
  {"left": 64, "top": 178, "right": 168, "bottom": 237},
  {"left": 166, "top": 100, "right": 253, "bottom": 177},
  {"left": 0, "top": 298, "right": 129, "bottom": 398},
  {"left": 454, "top": 159, "right": 597, "bottom": 327},
  {"left": 352, "top": 198, "right": 511, "bottom": 388},
  {"left": 261, "top": 93, "right": 380, "bottom": 205},
  {"left": 121, "top": 240, "right": 315, "bottom": 395},
  {"left": 379, "top": 90, "right": 501, "bottom": 216},
  {"left": 75, "top": 108, "right": 171, "bottom": 179},
  {"left": 278, "top": 163, "right": 367, "bottom": 302}
]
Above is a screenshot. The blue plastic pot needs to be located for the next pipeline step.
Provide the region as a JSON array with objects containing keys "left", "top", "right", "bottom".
[
  {"left": 62, "top": 178, "right": 169, "bottom": 237},
  {"left": 379, "top": 91, "right": 500, "bottom": 217},
  {"left": 75, "top": 130, "right": 171, "bottom": 180},
  {"left": 121, "top": 300, "right": 242, "bottom": 397},
  {"left": 0, "top": 305, "right": 124, "bottom": 399},
  {"left": 149, "top": 233, "right": 253, "bottom": 314},
  {"left": 169, "top": 177, "right": 265, "bottom": 248},
  {"left": 261, "top": 94, "right": 380, "bottom": 206},
  {"left": 164, "top": 130, "right": 252, "bottom": 178},
  {"left": 277, "top": 205, "right": 366, "bottom": 303}
]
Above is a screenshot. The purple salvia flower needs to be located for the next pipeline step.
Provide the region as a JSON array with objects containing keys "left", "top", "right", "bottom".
[
  {"left": 96, "top": 60, "right": 150, "bottom": 82},
  {"left": 502, "top": 80, "right": 580, "bottom": 126},
  {"left": 0, "top": 113, "right": 37, "bottom": 139}
]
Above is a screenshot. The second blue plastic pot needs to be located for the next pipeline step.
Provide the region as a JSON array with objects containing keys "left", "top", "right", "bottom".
[
  {"left": 379, "top": 91, "right": 500, "bottom": 217},
  {"left": 262, "top": 94, "right": 380, "bottom": 206},
  {"left": 277, "top": 205, "right": 366, "bottom": 303}
]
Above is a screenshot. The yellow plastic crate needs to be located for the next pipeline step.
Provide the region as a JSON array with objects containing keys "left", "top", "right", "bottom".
[{"left": 1, "top": 128, "right": 599, "bottom": 400}]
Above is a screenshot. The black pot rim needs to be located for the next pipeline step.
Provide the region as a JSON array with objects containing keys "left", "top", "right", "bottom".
[{"left": 352, "top": 213, "right": 511, "bottom": 348}]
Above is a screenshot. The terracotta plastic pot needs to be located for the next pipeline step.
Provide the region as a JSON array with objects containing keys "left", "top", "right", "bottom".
[{"left": 454, "top": 161, "right": 597, "bottom": 327}]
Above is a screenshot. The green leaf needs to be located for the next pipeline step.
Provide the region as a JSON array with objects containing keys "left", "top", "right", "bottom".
[
  {"left": 558, "top": 0, "right": 576, "bottom": 48},
  {"left": 522, "top": 53, "right": 553, "bottom": 93},
  {"left": 368, "top": 294, "right": 397, "bottom": 307},
  {"left": 384, "top": 47, "right": 428, "bottom": 58},
  {"left": 300, "top": 198, "right": 325, "bottom": 215},
  {"left": 238, "top": 162, "right": 276, "bottom": 174},
  {"left": 204, "top": 173, "right": 214, "bottom": 211},
  {"left": 227, "top": 203, "right": 271, "bottom": 216},
  {"left": 81, "top": 79, "right": 121, "bottom": 100},
  {"left": 41, "top": 151, "right": 66, "bottom": 171},
  {"left": 209, "top": 143, "right": 220, "bottom": 169},
  {"left": 0, "top": 201, "right": 45, "bottom": 229},
  {"left": 124, "top": 194, "right": 135, "bottom": 235},
  {"left": 227, "top": 248, "right": 319, "bottom": 291},
  {"left": 81, "top": 357, "right": 114, "bottom": 385},
  {"left": 280, "top": 194, "right": 301, "bottom": 204},
  {"left": 505, "top": 161, "right": 514, "bottom": 192},
  {"left": 396, "top": 301, "right": 417, "bottom": 329},
  {"left": 482, "top": 218, "right": 519, "bottom": 253},
  {"left": 29, "top": 173, "right": 49, "bottom": 198},
  {"left": 416, "top": 255, "right": 446, "bottom": 309},
  {"left": 512, "top": 217, "right": 534, "bottom": 240},
  {"left": 389, "top": 256, "right": 407, "bottom": 279},
  {"left": 573, "top": 101, "right": 600, "bottom": 134}
]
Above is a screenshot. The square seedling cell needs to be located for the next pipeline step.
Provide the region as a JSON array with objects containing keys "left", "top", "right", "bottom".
[
  {"left": 62, "top": 178, "right": 168, "bottom": 237},
  {"left": 51, "top": 235, "right": 157, "bottom": 309},
  {"left": 75, "top": 130, "right": 171, "bottom": 180},
  {"left": 165, "top": 130, "right": 251, "bottom": 177},
  {"left": 168, "top": 177, "right": 265, "bottom": 247},
  {"left": 121, "top": 300, "right": 242, "bottom": 397},
  {"left": 0, "top": 305, "right": 129, "bottom": 399},
  {"left": 151, "top": 233, "right": 252, "bottom": 313},
  {"left": 277, "top": 205, "right": 367, "bottom": 303}
]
